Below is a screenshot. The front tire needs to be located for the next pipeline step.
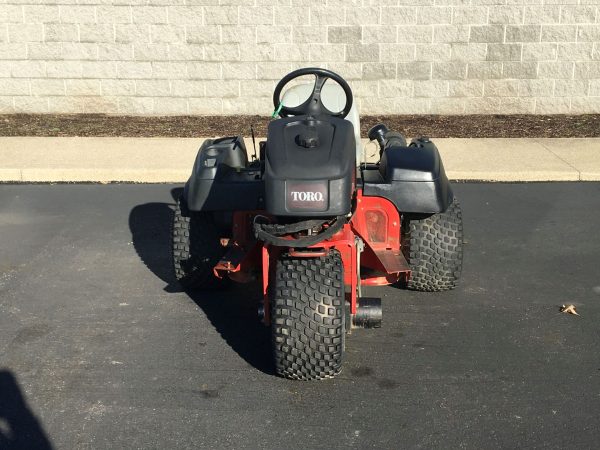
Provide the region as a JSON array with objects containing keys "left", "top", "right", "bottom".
[
  {"left": 271, "top": 252, "right": 345, "bottom": 380},
  {"left": 172, "top": 196, "right": 228, "bottom": 290},
  {"left": 401, "top": 197, "right": 463, "bottom": 292}
]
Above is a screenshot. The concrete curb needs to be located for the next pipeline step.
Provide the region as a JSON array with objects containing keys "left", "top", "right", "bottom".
[{"left": 1, "top": 137, "right": 599, "bottom": 183}]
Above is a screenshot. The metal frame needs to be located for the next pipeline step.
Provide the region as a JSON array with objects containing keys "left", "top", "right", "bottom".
[{"left": 213, "top": 189, "right": 411, "bottom": 325}]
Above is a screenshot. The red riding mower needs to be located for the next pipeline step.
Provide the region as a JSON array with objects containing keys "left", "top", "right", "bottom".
[{"left": 172, "top": 68, "right": 463, "bottom": 380}]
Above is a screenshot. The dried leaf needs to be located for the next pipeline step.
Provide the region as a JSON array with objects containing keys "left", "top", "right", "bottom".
[{"left": 560, "top": 304, "right": 579, "bottom": 316}]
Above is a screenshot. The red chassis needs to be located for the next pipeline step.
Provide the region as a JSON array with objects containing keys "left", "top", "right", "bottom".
[{"left": 213, "top": 189, "right": 411, "bottom": 325}]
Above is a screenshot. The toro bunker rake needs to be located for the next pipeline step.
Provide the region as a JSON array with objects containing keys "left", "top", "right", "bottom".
[{"left": 172, "top": 68, "right": 463, "bottom": 380}]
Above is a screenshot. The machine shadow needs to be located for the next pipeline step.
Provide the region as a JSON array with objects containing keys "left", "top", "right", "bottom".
[
  {"left": 128, "top": 188, "right": 273, "bottom": 375},
  {"left": 0, "top": 370, "right": 53, "bottom": 450}
]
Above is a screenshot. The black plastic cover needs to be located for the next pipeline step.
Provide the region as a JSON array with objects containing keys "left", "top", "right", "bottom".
[
  {"left": 362, "top": 137, "right": 453, "bottom": 214},
  {"left": 264, "top": 115, "right": 355, "bottom": 217},
  {"left": 184, "top": 136, "right": 265, "bottom": 211}
]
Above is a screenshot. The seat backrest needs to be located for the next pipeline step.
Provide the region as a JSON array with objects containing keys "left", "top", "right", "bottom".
[{"left": 281, "top": 83, "right": 362, "bottom": 165}]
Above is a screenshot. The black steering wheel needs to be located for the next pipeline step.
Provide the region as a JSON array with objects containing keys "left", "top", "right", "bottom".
[{"left": 273, "top": 67, "right": 353, "bottom": 119}]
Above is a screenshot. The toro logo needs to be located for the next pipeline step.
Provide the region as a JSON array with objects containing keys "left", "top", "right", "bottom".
[
  {"left": 290, "top": 191, "right": 324, "bottom": 202},
  {"left": 286, "top": 182, "right": 328, "bottom": 211}
]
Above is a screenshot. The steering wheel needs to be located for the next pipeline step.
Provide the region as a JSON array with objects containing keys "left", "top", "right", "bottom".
[{"left": 273, "top": 67, "right": 353, "bottom": 119}]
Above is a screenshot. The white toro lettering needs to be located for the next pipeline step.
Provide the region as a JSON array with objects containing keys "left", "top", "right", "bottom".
[{"left": 291, "top": 191, "right": 324, "bottom": 202}]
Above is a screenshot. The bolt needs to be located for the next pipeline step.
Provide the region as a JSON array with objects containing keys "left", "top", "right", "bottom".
[{"left": 257, "top": 302, "right": 265, "bottom": 320}]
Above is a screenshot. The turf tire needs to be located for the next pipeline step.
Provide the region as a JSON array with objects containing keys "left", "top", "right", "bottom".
[
  {"left": 271, "top": 251, "right": 345, "bottom": 380},
  {"left": 401, "top": 197, "right": 463, "bottom": 292},
  {"left": 172, "top": 196, "right": 228, "bottom": 290}
]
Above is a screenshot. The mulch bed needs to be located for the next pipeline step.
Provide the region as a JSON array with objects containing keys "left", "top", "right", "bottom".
[{"left": 0, "top": 114, "right": 598, "bottom": 138}]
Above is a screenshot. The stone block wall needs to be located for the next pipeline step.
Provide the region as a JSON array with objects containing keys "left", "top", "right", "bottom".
[{"left": 0, "top": 0, "right": 599, "bottom": 115}]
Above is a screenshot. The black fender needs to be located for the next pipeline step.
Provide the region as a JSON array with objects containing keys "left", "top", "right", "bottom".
[
  {"left": 184, "top": 136, "right": 265, "bottom": 212},
  {"left": 362, "top": 137, "right": 453, "bottom": 215}
]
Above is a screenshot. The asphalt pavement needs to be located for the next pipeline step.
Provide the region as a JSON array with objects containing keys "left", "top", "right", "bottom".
[{"left": 1, "top": 183, "right": 599, "bottom": 449}]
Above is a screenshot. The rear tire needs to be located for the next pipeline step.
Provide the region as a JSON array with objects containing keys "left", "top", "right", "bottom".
[
  {"left": 271, "top": 252, "right": 345, "bottom": 380},
  {"left": 172, "top": 196, "right": 228, "bottom": 290},
  {"left": 401, "top": 197, "right": 463, "bottom": 292}
]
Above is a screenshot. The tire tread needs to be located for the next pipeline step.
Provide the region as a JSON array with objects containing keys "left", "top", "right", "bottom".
[
  {"left": 172, "top": 196, "right": 227, "bottom": 290},
  {"left": 271, "top": 252, "right": 345, "bottom": 380},
  {"left": 402, "top": 198, "right": 463, "bottom": 292}
]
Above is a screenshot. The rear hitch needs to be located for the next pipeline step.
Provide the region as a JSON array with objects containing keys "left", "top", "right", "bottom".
[{"left": 352, "top": 297, "right": 382, "bottom": 328}]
